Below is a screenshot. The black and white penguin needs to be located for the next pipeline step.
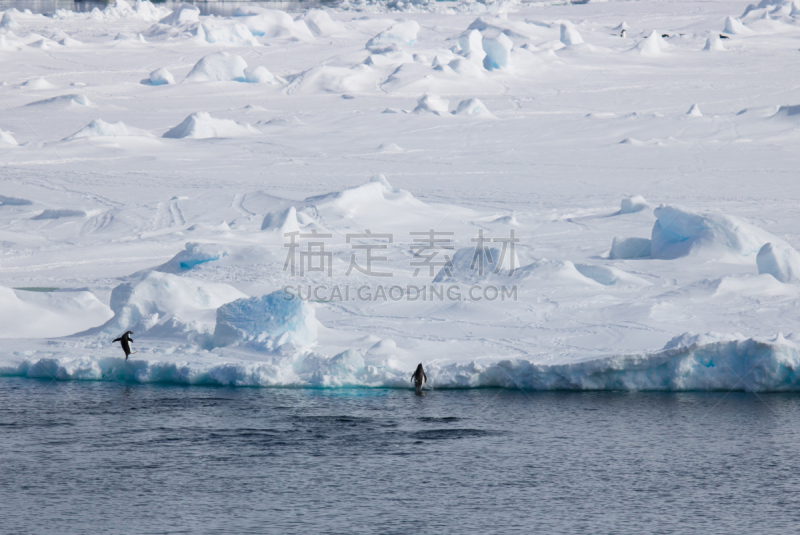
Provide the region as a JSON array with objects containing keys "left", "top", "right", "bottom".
[
  {"left": 411, "top": 363, "right": 427, "bottom": 394},
  {"left": 112, "top": 331, "right": 136, "bottom": 360},
  {"left": 620, "top": 29, "right": 626, "bottom": 38}
]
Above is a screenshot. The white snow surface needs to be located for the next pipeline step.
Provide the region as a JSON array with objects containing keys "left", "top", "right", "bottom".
[{"left": 0, "top": 0, "right": 799, "bottom": 391}]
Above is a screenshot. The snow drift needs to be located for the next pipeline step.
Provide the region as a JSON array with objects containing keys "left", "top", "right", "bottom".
[{"left": 163, "top": 112, "right": 257, "bottom": 139}]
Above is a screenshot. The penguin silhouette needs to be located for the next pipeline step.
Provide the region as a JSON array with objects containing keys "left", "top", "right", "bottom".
[
  {"left": 411, "top": 363, "right": 427, "bottom": 394},
  {"left": 112, "top": 331, "right": 136, "bottom": 360},
  {"left": 620, "top": 29, "right": 626, "bottom": 38}
]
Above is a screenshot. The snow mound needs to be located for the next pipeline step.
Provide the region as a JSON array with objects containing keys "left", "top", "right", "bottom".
[
  {"left": 158, "top": 3, "right": 199, "bottom": 25},
  {"left": 0, "top": 34, "right": 20, "bottom": 51},
  {"left": 724, "top": 16, "right": 755, "bottom": 34},
  {"left": 0, "top": 129, "right": 18, "bottom": 146},
  {"left": 196, "top": 20, "right": 260, "bottom": 46},
  {"left": 413, "top": 94, "right": 449, "bottom": 115},
  {"left": 302, "top": 10, "right": 347, "bottom": 37},
  {"left": 638, "top": 30, "right": 670, "bottom": 56},
  {"left": 609, "top": 237, "right": 652, "bottom": 259},
  {"left": 287, "top": 64, "right": 378, "bottom": 94},
  {"left": 0, "top": 195, "right": 31, "bottom": 206},
  {"left": 618, "top": 195, "right": 648, "bottom": 214},
  {"left": 261, "top": 206, "right": 310, "bottom": 233},
  {"left": 60, "top": 37, "right": 82, "bottom": 47},
  {"left": 687, "top": 103, "right": 703, "bottom": 116},
  {"left": 1, "top": 11, "right": 19, "bottom": 30},
  {"left": 573, "top": 264, "right": 651, "bottom": 286},
  {"left": 26, "top": 94, "right": 92, "bottom": 108},
  {"left": 157, "top": 242, "right": 227, "bottom": 273},
  {"left": 560, "top": 24, "right": 584, "bottom": 46},
  {"left": 22, "top": 77, "right": 55, "bottom": 90},
  {"left": 213, "top": 291, "right": 318, "bottom": 351},
  {"left": 514, "top": 259, "right": 601, "bottom": 286},
  {"left": 32, "top": 209, "right": 86, "bottom": 220},
  {"left": 149, "top": 67, "right": 175, "bottom": 86},
  {"left": 651, "top": 205, "right": 777, "bottom": 260},
  {"left": 103, "top": 271, "right": 246, "bottom": 337},
  {"left": 185, "top": 52, "right": 248, "bottom": 82},
  {"left": 366, "top": 20, "right": 420, "bottom": 48},
  {"left": 757, "top": 242, "right": 800, "bottom": 283},
  {"left": 238, "top": 10, "right": 314, "bottom": 41},
  {"left": 0, "top": 286, "right": 112, "bottom": 339},
  {"left": 65, "top": 120, "right": 131, "bottom": 140},
  {"left": 163, "top": 112, "right": 258, "bottom": 139},
  {"left": 482, "top": 32, "right": 513, "bottom": 70},
  {"left": 244, "top": 66, "right": 279, "bottom": 84},
  {"left": 453, "top": 98, "right": 495, "bottom": 118},
  {"left": 703, "top": 35, "right": 726, "bottom": 51},
  {"left": 433, "top": 246, "right": 519, "bottom": 283}
]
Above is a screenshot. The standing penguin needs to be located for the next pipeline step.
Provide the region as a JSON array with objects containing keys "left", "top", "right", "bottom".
[
  {"left": 411, "top": 363, "right": 427, "bottom": 395},
  {"left": 112, "top": 331, "right": 136, "bottom": 360}
]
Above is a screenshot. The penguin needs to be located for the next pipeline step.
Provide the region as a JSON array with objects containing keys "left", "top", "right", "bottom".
[
  {"left": 411, "top": 363, "right": 427, "bottom": 394},
  {"left": 112, "top": 331, "right": 136, "bottom": 360},
  {"left": 620, "top": 29, "right": 626, "bottom": 38}
]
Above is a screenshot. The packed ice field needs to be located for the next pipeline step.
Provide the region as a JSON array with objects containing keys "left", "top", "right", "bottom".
[{"left": 0, "top": 0, "right": 799, "bottom": 390}]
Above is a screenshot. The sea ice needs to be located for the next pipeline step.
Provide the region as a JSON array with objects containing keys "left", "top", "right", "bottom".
[{"left": 757, "top": 242, "right": 800, "bottom": 283}]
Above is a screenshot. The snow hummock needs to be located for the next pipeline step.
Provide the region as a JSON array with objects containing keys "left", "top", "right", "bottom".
[
  {"left": 196, "top": 20, "right": 260, "bottom": 47},
  {"left": 163, "top": 112, "right": 258, "bottom": 139},
  {"left": 65, "top": 119, "right": 131, "bottom": 140},
  {"left": 32, "top": 209, "right": 86, "bottom": 220},
  {"left": 0, "top": 129, "right": 18, "bottom": 146},
  {"left": 26, "top": 94, "right": 92, "bottom": 108},
  {"left": 366, "top": 20, "right": 420, "bottom": 48},
  {"left": 213, "top": 291, "right": 318, "bottom": 350},
  {"left": 638, "top": 30, "right": 670, "bottom": 56},
  {"left": 724, "top": 16, "right": 755, "bottom": 35},
  {"left": 244, "top": 66, "right": 279, "bottom": 85},
  {"left": 757, "top": 242, "right": 800, "bottom": 283},
  {"left": 458, "top": 29, "right": 486, "bottom": 63},
  {"left": 651, "top": 205, "right": 777, "bottom": 260},
  {"left": 433, "top": 245, "right": 519, "bottom": 283},
  {"left": 560, "top": 24, "right": 585, "bottom": 46},
  {"left": 21, "top": 77, "right": 55, "bottom": 90},
  {"left": 149, "top": 67, "right": 175, "bottom": 86},
  {"left": 609, "top": 237, "right": 652, "bottom": 259},
  {"left": 185, "top": 52, "right": 247, "bottom": 83},
  {"left": 158, "top": 3, "right": 199, "bottom": 26},
  {"left": 413, "top": 94, "right": 450, "bottom": 115},
  {"left": 686, "top": 103, "right": 703, "bottom": 116},
  {"left": 302, "top": 10, "right": 347, "bottom": 37},
  {"left": 1, "top": 11, "right": 20, "bottom": 30},
  {"left": 453, "top": 98, "right": 495, "bottom": 118},
  {"left": 619, "top": 195, "right": 648, "bottom": 214},
  {"left": 704, "top": 34, "right": 726, "bottom": 51},
  {"left": 237, "top": 9, "right": 314, "bottom": 41},
  {"left": 102, "top": 271, "right": 246, "bottom": 338}
]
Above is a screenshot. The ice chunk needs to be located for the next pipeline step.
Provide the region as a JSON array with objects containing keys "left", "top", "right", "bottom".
[
  {"left": 163, "top": 112, "right": 258, "bottom": 139},
  {"left": 618, "top": 195, "right": 648, "bottom": 214},
  {"left": 413, "top": 94, "right": 449, "bottom": 115},
  {"left": 158, "top": 3, "right": 199, "bottom": 25},
  {"left": 244, "top": 66, "right": 278, "bottom": 84},
  {"left": 687, "top": 103, "right": 703, "bottom": 116},
  {"left": 149, "top": 67, "right": 175, "bottom": 85},
  {"left": 452, "top": 98, "right": 496, "bottom": 118},
  {"left": 651, "top": 205, "right": 776, "bottom": 260},
  {"left": 433, "top": 245, "right": 519, "bottom": 283},
  {"left": 757, "top": 242, "right": 800, "bottom": 283},
  {"left": 65, "top": 119, "right": 130, "bottom": 140},
  {"left": 261, "top": 206, "right": 301, "bottom": 233},
  {"left": 482, "top": 32, "right": 512, "bottom": 70},
  {"left": 560, "top": 24, "right": 584, "bottom": 46},
  {"left": 609, "top": 237, "right": 652, "bottom": 259},
  {"left": 185, "top": 52, "right": 248, "bottom": 83},
  {"left": 214, "top": 290, "right": 318, "bottom": 350},
  {"left": 458, "top": 29, "right": 486, "bottom": 63},
  {"left": 197, "top": 20, "right": 260, "bottom": 47},
  {"left": 366, "top": 20, "right": 420, "bottom": 48},
  {"left": 238, "top": 10, "right": 314, "bottom": 41}
]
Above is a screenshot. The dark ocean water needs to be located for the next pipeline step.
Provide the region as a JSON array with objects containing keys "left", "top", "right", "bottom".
[{"left": 2, "top": 378, "right": 800, "bottom": 534}]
